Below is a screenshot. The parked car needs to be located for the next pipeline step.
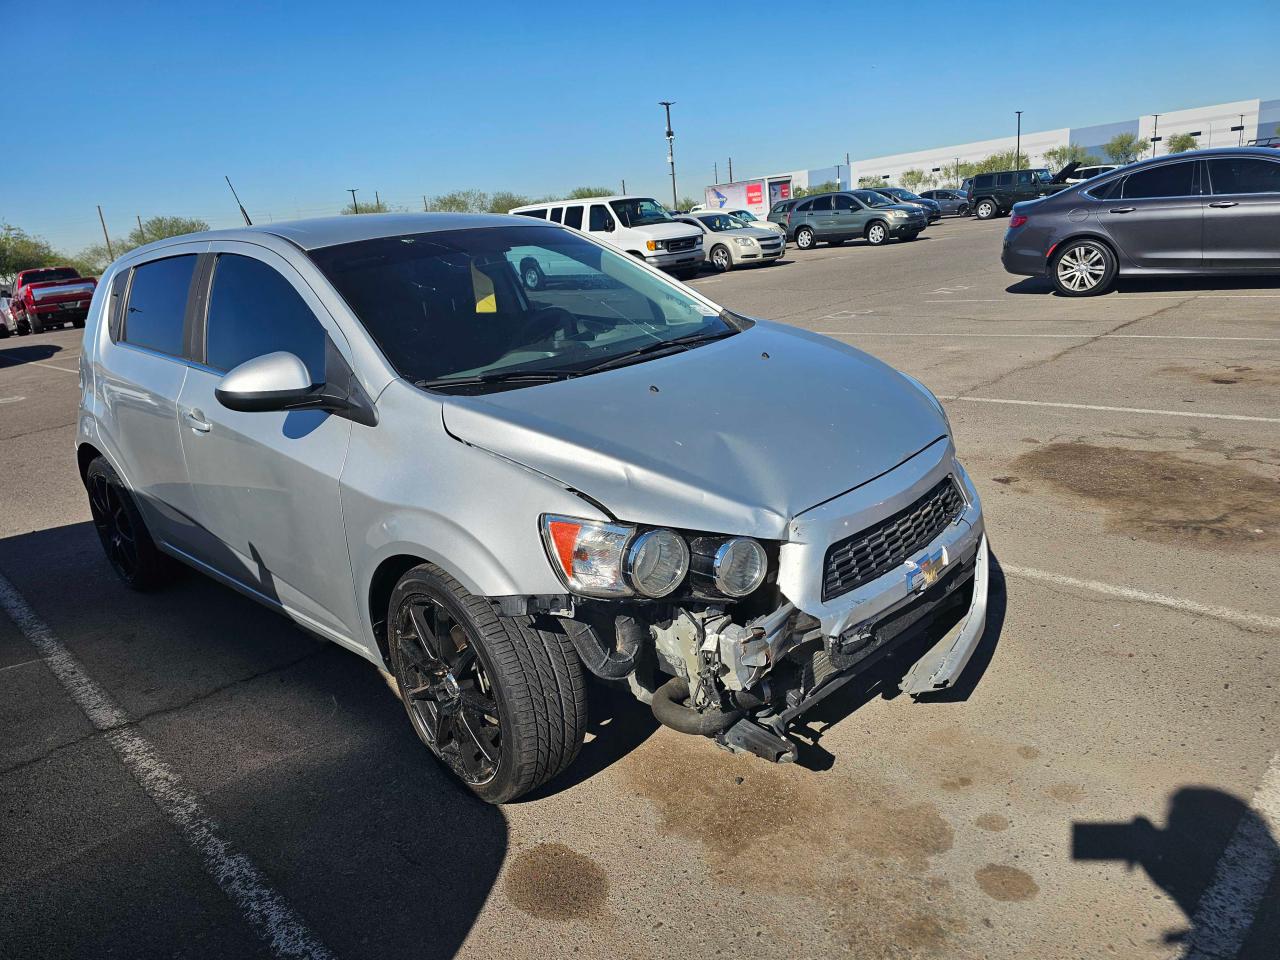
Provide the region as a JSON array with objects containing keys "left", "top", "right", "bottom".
[
  {"left": 780, "top": 191, "right": 927, "bottom": 249},
  {"left": 1002, "top": 147, "right": 1280, "bottom": 296},
  {"left": 0, "top": 291, "right": 13, "bottom": 338},
  {"left": 510, "top": 196, "right": 704, "bottom": 279},
  {"left": 1061, "top": 164, "right": 1118, "bottom": 184},
  {"left": 919, "top": 189, "right": 970, "bottom": 217},
  {"left": 766, "top": 198, "right": 799, "bottom": 230},
  {"left": 969, "top": 164, "right": 1079, "bottom": 220},
  {"left": 78, "top": 213, "right": 988, "bottom": 803},
  {"left": 673, "top": 212, "right": 783, "bottom": 272},
  {"left": 1246, "top": 136, "right": 1280, "bottom": 148},
  {"left": 10, "top": 266, "right": 98, "bottom": 334},
  {"left": 871, "top": 187, "right": 942, "bottom": 222},
  {"left": 960, "top": 177, "right": 973, "bottom": 200},
  {"left": 723, "top": 208, "right": 787, "bottom": 238}
]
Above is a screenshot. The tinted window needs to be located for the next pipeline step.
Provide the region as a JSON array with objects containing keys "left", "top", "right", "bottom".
[
  {"left": 516, "top": 209, "right": 547, "bottom": 219},
  {"left": 795, "top": 199, "right": 814, "bottom": 212},
  {"left": 1208, "top": 157, "right": 1280, "bottom": 195},
  {"left": 995, "top": 173, "right": 1013, "bottom": 187},
  {"left": 124, "top": 255, "right": 196, "bottom": 356},
  {"left": 588, "top": 204, "right": 613, "bottom": 231},
  {"left": 809, "top": 195, "right": 832, "bottom": 212},
  {"left": 832, "top": 194, "right": 856, "bottom": 211},
  {"left": 1089, "top": 178, "right": 1124, "bottom": 200},
  {"left": 22, "top": 267, "right": 80, "bottom": 284},
  {"left": 205, "top": 255, "right": 326, "bottom": 382},
  {"left": 549, "top": 207, "right": 564, "bottom": 224},
  {"left": 1123, "top": 162, "right": 1195, "bottom": 198},
  {"left": 1016, "top": 170, "right": 1034, "bottom": 185},
  {"left": 975, "top": 174, "right": 993, "bottom": 189},
  {"left": 563, "top": 206, "right": 584, "bottom": 229}
]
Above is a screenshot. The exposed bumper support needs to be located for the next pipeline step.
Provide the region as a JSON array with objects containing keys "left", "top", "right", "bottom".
[{"left": 899, "top": 534, "right": 989, "bottom": 697}]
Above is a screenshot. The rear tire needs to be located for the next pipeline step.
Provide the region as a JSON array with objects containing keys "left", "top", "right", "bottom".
[
  {"left": 519, "top": 258, "right": 545, "bottom": 291},
  {"left": 388, "top": 564, "right": 587, "bottom": 804},
  {"left": 975, "top": 198, "right": 998, "bottom": 220},
  {"left": 85, "top": 457, "right": 176, "bottom": 591},
  {"left": 1050, "top": 239, "right": 1117, "bottom": 297},
  {"left": 28, "top": 312, "right": 43, "bottom": 334},
  {"left": 794, "top": 226, "right": 815, "bottom": 250},
  {"left": 865, "top": 221, "right": 888, "bottom": 246},
  {"left": 73, "top": 317, "right": 86, "bottom": 329}
]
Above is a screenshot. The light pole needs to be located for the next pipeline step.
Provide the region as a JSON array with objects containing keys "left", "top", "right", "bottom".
[
  {"left": 347, "top": 188, "right": 360, "bottom": 215},
  {"left": 659, "top": 101, "right": 677, "bottom": 209},
  {"left": 1151, "top": 115, "right": 1160, "bottom": 158},
  {"left": 954, "top": 156, "right": 961, "bottom": 188},
  {"left": 1014, "top": 111, "right": 1023, "bottom": 171}
]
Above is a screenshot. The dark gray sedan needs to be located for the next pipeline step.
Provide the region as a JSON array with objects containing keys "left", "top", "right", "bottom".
[
  {"left": 919, "top": 189, "right": 970, "bottom": 217},
  {"left": 1002, "top": 147, "right": 1280, "bottom": 296}
]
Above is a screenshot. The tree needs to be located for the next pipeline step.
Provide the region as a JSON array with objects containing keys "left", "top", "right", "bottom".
[
  {"left": 566, "top": 186, "right": 613, "bottom": 200},
  {"left": 793, "top": 180, "right": 840, "bottom": 198},
  {"left": 970, "top": 150, "right": 1023, "bottom": 174},
  {"left": 67, "top": 243, "right": 117, "bottom": 277},
  {"left": 426, "top": 190, "right": 489, "bottom": 213},
  {"left": 487, "top": 191, "right": 531, "bottom": 214},
  {"left": 899, "top": 169, "right": 926, "bottom": 190},
  {"left": 1165, "top": 132, "right": 1199, "bottom": 153},
  {"left": 0, "top": 224, "right": 61, "bottom": 284},
  {"left": 857, "top": 176, "right": 884, "bottom": 188},
  {"left": 341, "top": 199, "right": 391, "bottom": 215},
  {"left": 676, "top": 196, "right": 699, "bottom": 211},
  {"left": 1043, "top": 144, "right": 1101, "bottom": 170},
  {"left": 1103, "top": 132, "right": 1150, "bottom": 164},
  {"left": 126, "top": 216, "right": 209, "bottom": 246}
]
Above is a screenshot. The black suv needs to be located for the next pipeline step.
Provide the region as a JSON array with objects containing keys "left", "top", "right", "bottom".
[{"left": 969, "top": 163, "right": 1078, "bottom": 220}]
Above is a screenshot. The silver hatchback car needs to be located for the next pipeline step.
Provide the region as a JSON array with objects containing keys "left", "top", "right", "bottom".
[{"left": 78, "top": 214, "right": 989, "bottom": 802}]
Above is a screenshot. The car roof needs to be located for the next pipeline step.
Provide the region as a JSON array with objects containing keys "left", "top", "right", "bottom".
[
  {"left": 120, "top": 213, "right": 551, "bottom": 255},
  {"left": 509, "top": 195, "right": 651, "bottom": 211}
]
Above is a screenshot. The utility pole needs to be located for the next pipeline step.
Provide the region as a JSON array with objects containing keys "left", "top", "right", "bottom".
[
  {"left": 136, "top": 215, "right": 145, "bottom": 242},
  {"left": 97, "top": 206, "right": 114, "bottom": 260},
  {"left": 1151, "top": 115, "right": 1160, "bottom": 157},
  {"left": 954, "top": 157, "right": 961, "bottom": 188},
  {"left": 375, "top": 190, "right": 381, "bottom": 209},
  {"left": 348, "top": 188, "right": 360, "bottom": 214},
  {"left": 423, "top": 195, "right": 429, "bottom": 212},
  {"left": 846, "top": 152, "right": 851, "bottom": 187},
  {"left": 714, "top": 161, "right": 718, "bottom": 184},
  {"left": 659, "top": 101, "right": 678, "bottom": 209},
  {"left": 727, "top": 156, "right": 733, "bottom": 182},
  {"left": 1014, "top": 111, "right": 1023, "bottom": 170},
  {"left": 621, "top": 179, "right": 627, "bottom": 194},
  {"left": 1238, "top": 113, "right": 1246, "bottom": 146}
]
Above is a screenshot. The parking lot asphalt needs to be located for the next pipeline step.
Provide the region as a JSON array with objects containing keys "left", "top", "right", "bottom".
[{"left": 2, "top": 217, "right": 1277, "bottom": 960}]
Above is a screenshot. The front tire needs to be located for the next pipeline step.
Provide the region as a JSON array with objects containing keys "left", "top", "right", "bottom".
[
  {"left": 975, "top": 199, "right": 998, "bottom": 220},
  {"left": 794, "top": 226, "right": 815, "bottom": 250},
  {"left": 865, "top": 221, "right": 888, "bottom": 246},
  {"left": 709, "top": 244, "right": 732, "bottom": 272},
  {"left": 1050, "top": 239, "right": 1116, "bottom": 296},
  {"left": 85, "top": 457, "right": 176, "bottom": 591},
  {"left": 388, "top": 564, "right": 587, "bottom": 804},
  {"left": 519, "top": 258, "right": 545, "bottom": 291}
]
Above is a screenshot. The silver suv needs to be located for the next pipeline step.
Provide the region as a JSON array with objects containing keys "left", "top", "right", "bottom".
[{"left": 78, "top": 214, "right": 988, "bottom": 802}]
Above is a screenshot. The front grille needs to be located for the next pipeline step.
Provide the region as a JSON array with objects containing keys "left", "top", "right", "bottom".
[
  {"left": 666, "top": 236, "right": 696, "bottom": 252},
  {"left": 822, "top": 477, "right": 965, "bottom": 601}
]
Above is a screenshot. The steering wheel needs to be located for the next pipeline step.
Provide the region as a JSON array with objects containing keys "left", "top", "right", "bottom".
[{"left": 514, "top": 306, "right": 580, "bottom": 347}]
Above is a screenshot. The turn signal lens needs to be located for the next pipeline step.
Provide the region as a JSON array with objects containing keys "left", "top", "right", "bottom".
[
  {"left": 1009, "top": 214, "right": 1028, "bottom": 228},
  {"left": 540, "top": 515, "right": 635, "bottom": 597},
  {"left": 626, "top": 529, "right": 690, "bottom": 598}
]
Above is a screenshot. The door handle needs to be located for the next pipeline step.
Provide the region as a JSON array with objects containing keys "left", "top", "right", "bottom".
[
  {"left": 1207, "top": 200, "right": 1238, "bottom": 208},
  {"left": 1108, "top": 207, "right": 1136, "bottom": 214},
  {"left": 185, "top": 410, "right": 212, "bottom": 433}
]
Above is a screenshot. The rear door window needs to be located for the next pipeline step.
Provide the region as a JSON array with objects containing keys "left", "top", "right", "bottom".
[
  {"left": 205, "top": 254, "right": 327, "bottom": 383},
  {"left": 974, "top": 174, "right": 993, "bottom": 190},
  {"left": 549, "top": 207, "right": 564, "bottom": 224},
  {"left": 1122, "top": 162, "right": 1196, "bottom": 199},
  {"left": 795, "top": 199, "right": 814, "bottom": 213},
  {"left": 809, "top": 195, "right": 832, "bottom": 212},
  {"left": 123, "top": 255, "right": 197, "bottom": 357},
  {"left": 563, "top": 206, "right": 584, "bottom": 229},
  {"left": 1207, "top": 157, "right": 1280, "bottom": 194},
  {"left": 995, "top": 173, "right": 1013, "bottom": 188},
  {"left": 515, "top": 209, "right": 547, "bottom": 219}
]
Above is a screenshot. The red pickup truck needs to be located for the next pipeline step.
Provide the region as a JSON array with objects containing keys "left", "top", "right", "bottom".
[{"left": 10, "top": 266, "right": 98, "bottom": 335}]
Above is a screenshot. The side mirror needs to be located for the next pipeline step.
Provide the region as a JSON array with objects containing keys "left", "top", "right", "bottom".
[{"left": 214, "top": 350, "right": 377, "bottom": 426}]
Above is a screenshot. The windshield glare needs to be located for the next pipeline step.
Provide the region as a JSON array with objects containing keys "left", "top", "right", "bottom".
[
  {"left": 309, "top": 226, "right": 736, "bottom": 390},
  {"left": 1034, "top": 169, "right": 1053, "bottom": 182},
  {"left": 699, "top": 214, "right": 743, "bottom": 232},
  {"left": 853, "top": 190, "right": 892, "bottom": 207},
  {"left": 731, "top": 210, "right": 758, "bottom": 221},
  {"left": 609, "top": 198, "right": 672, "bottom": 227}
]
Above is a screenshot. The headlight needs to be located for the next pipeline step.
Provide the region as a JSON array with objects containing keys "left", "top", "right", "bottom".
[
  {"left": 625, "top": 529, "right": 689, "bottom": 598},
  {"left": 540, "top": 515, "right": 636, "bottom": 597},
  {"left": 645, "top": 239, "right": 667, "bottom": 251},
  {"left": 889, "top": 209, "right": 908, "bottom": 219},
  {"left": 712, "top": 538, "right": 767, "bottom": 597},
  {"left": 733, "top": 237, "right": 755, "bottom": 247}
]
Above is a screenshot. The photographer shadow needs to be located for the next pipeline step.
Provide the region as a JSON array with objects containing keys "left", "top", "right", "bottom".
[{"left": 1073, "top": 787, "right": 1280, "bottom": 957}]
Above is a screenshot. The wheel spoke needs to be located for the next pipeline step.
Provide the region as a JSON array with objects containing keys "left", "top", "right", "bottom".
[{"left": 405, "top": 602, "right": 445, "bottom": 667}]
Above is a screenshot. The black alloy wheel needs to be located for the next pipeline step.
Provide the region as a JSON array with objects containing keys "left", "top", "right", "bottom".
[{"left": 85, "top": 456, "right": 174, "bottom": 590}]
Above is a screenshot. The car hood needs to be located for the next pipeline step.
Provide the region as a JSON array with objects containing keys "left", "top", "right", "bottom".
[
  {"left": 710, "top": 227, "right": 779, "bottom": 241},
  {"left": 632, "top": 221, "right": 702, "bottom": 240},
  {"left": 440, "top": 322, "right": 948, "bottom": 538}
]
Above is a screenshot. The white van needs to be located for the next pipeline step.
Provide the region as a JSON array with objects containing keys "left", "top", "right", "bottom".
[{"left": 509, "top": 196, "right": 705, "bottom": 279}]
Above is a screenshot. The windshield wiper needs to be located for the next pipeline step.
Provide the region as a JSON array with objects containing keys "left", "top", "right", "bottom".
[
  {"left": 576, "top": 329, "right": 737, "bottom": 375},
  {"left": 416, "top": 369, "right": 581, "bottom": 390}
]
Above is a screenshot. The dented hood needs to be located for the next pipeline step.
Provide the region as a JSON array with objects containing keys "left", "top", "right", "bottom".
[{"left": 441, "top": 322, "right": 947, "bottom": 538}]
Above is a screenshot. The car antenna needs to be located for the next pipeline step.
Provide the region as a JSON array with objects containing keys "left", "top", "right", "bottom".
[{"left": 225, "top": 176, "right": 253, "bottom": 226}]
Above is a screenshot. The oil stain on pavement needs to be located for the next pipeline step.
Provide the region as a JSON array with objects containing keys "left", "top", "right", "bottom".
[
  {"left": 1013, "top": 442, "right": 1277, "bottom": 551},
  {"left": 1159, "top": 363, "right": 1280, "bottom": 388},
  {"left": 504, "top": 842, "right": 610, "bottom": 920},
  {"left": 974, "top": 865, "right": 1039, "bottom": 902}
]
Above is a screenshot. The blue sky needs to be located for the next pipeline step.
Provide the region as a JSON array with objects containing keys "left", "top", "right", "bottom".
[{"left": 8, "top": 0, "right": 1279, "bottom": 253}]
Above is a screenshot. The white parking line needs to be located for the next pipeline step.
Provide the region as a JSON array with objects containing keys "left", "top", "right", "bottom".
[
  {"left": 0, "top": 573, "right": 335, "bottom": 960},
  {"left": 1180, "top": 752, "right": 1280, "bottom": 959},
  {"left": 0, "top": 396, "right": 24, "bottom": 404},
  {"left": 1001, "top": 564, "right": 1280, "bottom": 633},
  {"left": 0, "top": 358, "right": 79, "bottom": 375},
  {"left": 938, "top": 396, "right": 1280, "bottom": 425},
  {"left": 927, "top": 295, "right": 1280, "bottom": 303},
  {"left": 817, "top": 331, "right": 1280, "bottom": 342}
]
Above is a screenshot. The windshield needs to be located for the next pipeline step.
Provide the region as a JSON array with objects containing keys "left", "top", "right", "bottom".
[
  {"left": 609, "top": 198, "right": 672, "bottom": 228},
  {"left": 698, "top": 214, "right": 744, "bottom": 232},
  {"left": 730, "top": 210, "right": 758, "bottom": 222},
  {"left": 852, "top": 190, "right": 893, "bottom": 208},
  {"left": 309, "top": 225, "right": 739, "bottom": 392}
]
